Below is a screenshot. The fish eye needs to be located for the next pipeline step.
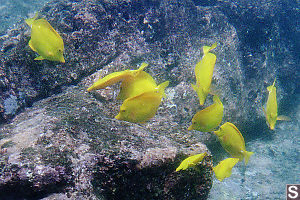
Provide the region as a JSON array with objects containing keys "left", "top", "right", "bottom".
[{"left": 121, "top": 109, "right": 126, "bottom": 113}]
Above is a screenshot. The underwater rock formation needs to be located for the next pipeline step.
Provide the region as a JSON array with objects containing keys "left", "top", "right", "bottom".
[{"left": 0, "top": 84, "right": 213, "bottom": 199}]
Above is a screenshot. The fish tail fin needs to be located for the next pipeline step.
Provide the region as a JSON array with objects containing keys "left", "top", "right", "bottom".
[
  {"left": 25, "top": 12, "right": 39, "bottom": 26},
  {"left": 244, "top": 151, "right": 254, "bottom": 165},
  {"left": 277, "top": 115, "right": 291, "bottom": 121},
  {"left": 272, "top": 78, "right": 276, "bottom": 87},
  {"left": 213, "top": 128, "right": 221, "bottom": 137},
  {"left": 203, "top": 42, "right": 217, "bottom": 54},
  {"left": 157, "top": 81, "right": 169, "bottom": 98},
  {"left": 267, "top": 78, "right": 276, "bottom": 91},
  {"left": 213, "top": 95, "right": 222, "bottom": 105}
]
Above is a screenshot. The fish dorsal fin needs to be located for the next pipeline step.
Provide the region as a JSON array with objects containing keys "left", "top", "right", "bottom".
[
  {"left": 126, "top": 91, "right": 157, "bottom": 101},
  {"left": 32, "top": 18, "right": 62, "bottom": 40},
  {"left": 203, "top": 42, "right": 217, "bottom": 55},
  {"left": 25, "top": 12, "right": 39, "bottom": 26},
  {"left": 41, "top": 19, "right": 62, "bottom": 39},
  {"left": 228, "top": 122, "right": 245, "bottom": 144}
]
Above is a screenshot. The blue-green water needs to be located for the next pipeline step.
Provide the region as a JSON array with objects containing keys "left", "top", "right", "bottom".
[
  {"left": 208, "top": 110, "right": 299, "bottom": 199},
  {"left": 0, "top": 0, "right": 49, "bottom": 35}
]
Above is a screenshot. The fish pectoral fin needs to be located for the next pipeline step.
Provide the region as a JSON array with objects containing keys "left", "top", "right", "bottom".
[
  {"left": 277, "top": 115, "right": 291, "bottom": 121},
  {"left": 34, "top": 56, "right": 45, "bottom": 61},
  {"left": 191, "top": 83, "right": 197, "bottom": 91}
]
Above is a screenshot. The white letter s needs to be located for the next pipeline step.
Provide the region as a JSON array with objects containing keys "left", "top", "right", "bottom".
[{"left": 288, "top": 186, "right": 298, "bottom": 199}]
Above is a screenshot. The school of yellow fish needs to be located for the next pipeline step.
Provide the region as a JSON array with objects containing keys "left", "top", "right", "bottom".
[
  {"left": 87, "top": 62, "right": 169, "bottom": 123},
  {"left": 25, "top": 13, "right": 290, "bottom": 184}
]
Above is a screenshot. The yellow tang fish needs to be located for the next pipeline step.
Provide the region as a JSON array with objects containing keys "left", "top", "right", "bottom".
[
  {"left": 117, "top": 70, "right": 157, "bottom": 101},
  {"left": 191, "top": 43, "right": 217, "bottom": 105},
  {"left": 188, "top": 95, "right": 224, "bottom": 132},
  {"left": 25, "top": 13, "right": 65, "bottom": 63},
  {"left": 263, "top": 78, "right": 290, "bottom": 130},
  {"left": 176, "top": 152, "right": 207, "bottom": 172},
  {"left": 87, "top": 63, "right": 148, "bottom": 92},
  {"left": 115, "top": 81, "right": 169, "bottom": 123},
  {"left": 214, "top": 122, "right": 254, "bottom": 165},
  {"left": 213, "top": 158, "right": 239, "bottom": 181}
]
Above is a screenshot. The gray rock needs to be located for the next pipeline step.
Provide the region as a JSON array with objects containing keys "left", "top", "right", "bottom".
[{"left": 0, "top": 82, "right": 213, "bottom": 199}]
